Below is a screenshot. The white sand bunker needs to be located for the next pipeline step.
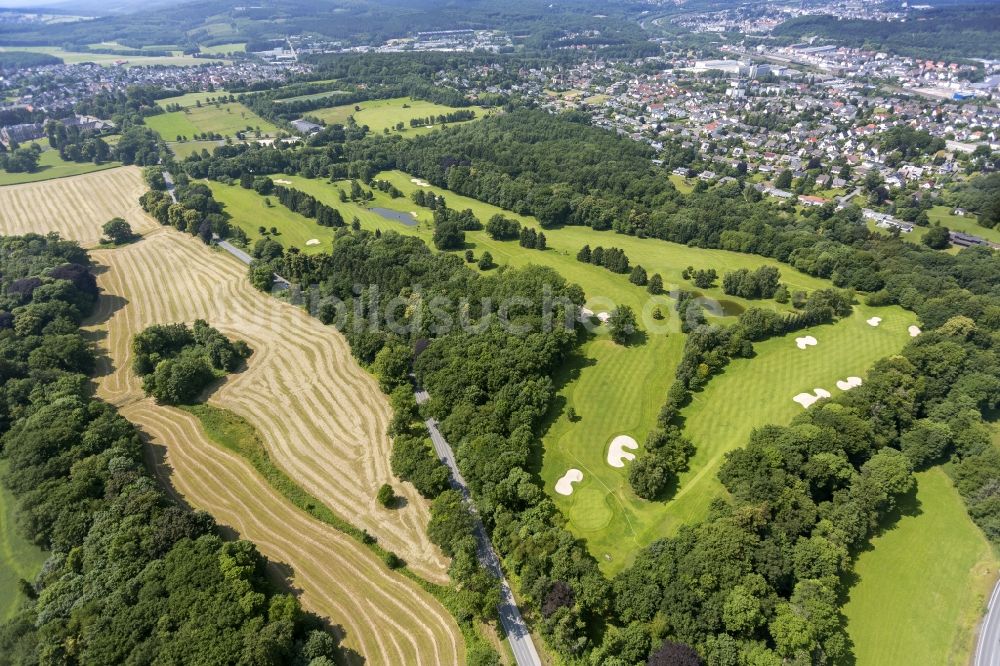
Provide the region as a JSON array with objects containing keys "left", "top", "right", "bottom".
[
  {"left": 908, "top": 325, "right": 922, "bottom": 337},
  {"left": 607, "top": 435, "right": 639, "bottom": 468},
  {"left": 410, "top": 178, "right": 430, "bottom": 187},
  {"left": 579, "top": 307, "right": 594, "bottom": 322},
  {"left": 836, "top": 376, "right": 863, "bottom": 391},
  {"left": 596, "top": 311, "right": 611, "bottom": 323},
  {"left": 555, "top": 469, "right": 583, "bottom": 496},
  {"left": 793, "top": 388, "right": 832, "bottom": 409},
  {"left": 410, "top": 211, "right": 419, "bottom": 218},
  {"left": 305, "top": 238, "right": 320, "bottom": 246},
  {"left": 274, "top": 179, "right": 292, "bottom": 185},
  {"left": 867, "top": 317, "right": 882, "bottom": 327},
  {"left": 796, "top": 335, "right": 818, "bottom": 350}
]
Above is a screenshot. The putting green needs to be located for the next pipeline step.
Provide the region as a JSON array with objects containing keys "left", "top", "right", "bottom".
[{"left": 567, "top": 486, "right": 615, "bottom": 533}]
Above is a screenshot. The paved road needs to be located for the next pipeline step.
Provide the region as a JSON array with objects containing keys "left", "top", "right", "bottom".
[
  {"left": 976, "top": 578, "right": 1000, "bottom": 666},
  {"left": 162, "top": 171, "right": 179, "bottom": 203},
  {"left": 416, "top": 389, "right": 542, "bottom": 666}
]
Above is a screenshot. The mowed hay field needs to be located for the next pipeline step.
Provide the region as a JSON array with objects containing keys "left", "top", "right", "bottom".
[
  {"left": 843, "top": 468, "right": 998, "bottom": 666},
  {"left": 0, "top": 167, "right": 157, "bottom": 246},
  {"left": 0, "top": 169, "right": 462, "bottom": 664},
  {"left": 86, "top": 227, "right": 450, "bottom": 584}
]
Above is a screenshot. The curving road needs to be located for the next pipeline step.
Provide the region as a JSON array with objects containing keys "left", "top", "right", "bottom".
[
  {"left": 416, "top": 389, "right": 542, "bottom": 666},
  {"left": 975, "top": 579, "right": 1000, "bottom": 666}
]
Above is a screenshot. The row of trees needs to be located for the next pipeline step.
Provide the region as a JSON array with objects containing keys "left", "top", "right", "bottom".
[{"left": 576, "top": 244, "right": 630, "bottom": 274}]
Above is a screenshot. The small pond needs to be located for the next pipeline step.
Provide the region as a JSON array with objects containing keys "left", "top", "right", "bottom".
[{"left": 370, "top": 207, "right": 417, "bottom": 227}]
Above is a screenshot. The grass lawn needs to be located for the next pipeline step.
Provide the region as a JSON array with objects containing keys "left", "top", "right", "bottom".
[
  {"left": 157, "top": 91, "right": 230, "bottom": 110},
  {"left": 0, "top": 46, "right": 224, "bottom": 67},
  {"left": 0, "top": 460, "right": 48, "bottom": 621},
  {"left": 668, "top": 174, "right": 694, "bottom": 194},
  {"left": 309, "top": 97, "right": 493, "bottom": 136},
  {"left": 145, "top": 103, "right": 279, "bottom": 140},
  {"left": 663, "top": 304, "right": 916, "bottom": 532},
  {"left": 0, "top": 145, "right": 119, "bottom": 186},
  {"left": 210, "top": 181, "right": 341, "bottom": 254},
  {"left": 928, "top": 205, "right": 1000, "bottom": 245},
  {"left": 843, "top": 467, "right": 998, "bottom": 666},
  {"left": 167, "top": 139, "right": 223, "bottom": 160}
]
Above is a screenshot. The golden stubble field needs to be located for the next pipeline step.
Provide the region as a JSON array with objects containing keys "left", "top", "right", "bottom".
[
  {"left": 0, "top": 168, "right": 462, "bottom": 665},
  {"left": 0, "top": 167, "right": 158, "bottom": 247}
]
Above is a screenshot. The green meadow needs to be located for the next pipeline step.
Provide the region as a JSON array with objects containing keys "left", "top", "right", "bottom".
[
  {"left": 309, "top": 97, "right": 493, "bottom": 136},
  {"left": 0, "top": 460, "right": 48, "bottom": 621},
  {"left": 157, "top": 91, "right": 230, "bottom": 110},
  {"left": 145, "top": 103, "right": 279, "bottom": 140},
  {"left": 843, "top": 467, "right": 998, "bottom": 666},
  {"left": 0, "top": 143, "right": 119, "bottom": 186}
]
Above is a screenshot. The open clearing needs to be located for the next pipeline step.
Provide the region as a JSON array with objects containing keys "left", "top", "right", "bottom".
[
  {"left": 0, "top": 168, "right": 461, "bottom": 663},
  {"left": 0, "top": 143, "right": 119, "bottom": 186},
  {"left": 0, "top": 166, "right": 157, "bottom": 246},
  {"left": 145, "top": 103, "right": 279, "bottom": 140},
  {"left": 309, "top": 97, "right": 493, "bottom": 136},
  {"left": 0, "top": 459, "right": 49, "bottom": 622},
  {"left": 843, "top": 468, "right": 998, "bottom": 666}
]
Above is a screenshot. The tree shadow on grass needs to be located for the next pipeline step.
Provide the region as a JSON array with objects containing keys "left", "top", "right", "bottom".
[
  {"left": 528, "top": 344, "right": 598, "bottom": 476},
  {"left": 834, "top": 482, "right": 922, "bottom": 666},
  {"left": 141, "top": 433, "right": 365, "bottom": 665}
]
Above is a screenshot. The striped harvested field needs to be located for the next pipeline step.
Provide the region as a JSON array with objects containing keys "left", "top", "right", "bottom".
[
  {"left": 0, "top": 166, "right": 158, "bottom": 247},
  {"left": 0, "top": 168, "right": 462, "bottom": 664}
]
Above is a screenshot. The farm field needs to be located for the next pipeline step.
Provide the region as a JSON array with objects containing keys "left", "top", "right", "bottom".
[
  {"left": 0, "top": 144, "right": 119, "bottom": 186},
  {"left": 275, "top": 90, "right": 350, "bottom": 104},
  {"left": 0, "top": 168, "right": 462, "bottom": 663},
  {"left": 0, "top": 46, "right": 225, "bottom": 67},
  {"left": 310, "top": 97, "right": 493, "bottom": 136},
  {"left": 0, "top": 460, "right": 49, "bottom": 622},
  {"left": 843, "top": 467, "right": 998, "bottom": 666},
  {"left": 86, "top": 232, "right": 460, "bottom": 661},
  {"left": 145, "top": 103, "right": 279, "bottom": 140},
  {"left": 0, "top": 166, "right": 157, "bottom": 246}
]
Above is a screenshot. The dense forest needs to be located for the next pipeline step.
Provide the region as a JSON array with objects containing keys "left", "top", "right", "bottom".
[
  {"left": 774, "top": 5, "right": 1000, "bottom": 60},
  {"left": 0, "top": 234, "right": 339, "bottom": 664}
]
